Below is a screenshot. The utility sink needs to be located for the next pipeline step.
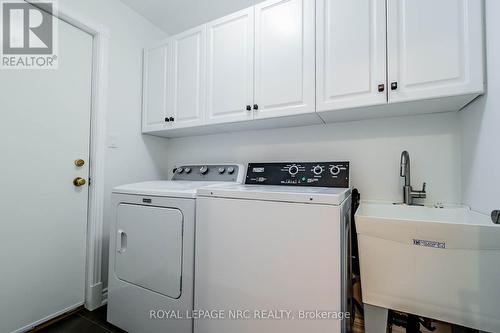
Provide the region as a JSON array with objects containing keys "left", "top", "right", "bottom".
[{"left": 355, "top": 202, "right": 500, "bottom": 333}]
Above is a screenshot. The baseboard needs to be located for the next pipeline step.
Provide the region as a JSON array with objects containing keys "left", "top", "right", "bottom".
[{"left": 14, "top": 302, "right": 84, "bottom": 333}]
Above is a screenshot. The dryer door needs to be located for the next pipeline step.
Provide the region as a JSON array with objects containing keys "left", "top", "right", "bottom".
[{"left": 115, "top": 204, "right": 183, "bottom": 298}]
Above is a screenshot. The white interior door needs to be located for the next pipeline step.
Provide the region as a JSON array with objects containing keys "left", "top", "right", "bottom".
[
  {"left": 387, "top": 0, "right": 484, "bottom": 103},
  {"left": 316, "top": 0, "right": 387, "bottom": 111},
  {"left": 206, "top": 8, "right": 255, "bottom": 124},
  {"left": 142, "top": 42, "right": 170, "bottom": 132},
  {"left": 253, "top": 0, "right": 315, "bottom": 119},
  {"left": 171, "top": 26, "right": 206, "bottom": 128},
  {"left": 0, "top": 18, "right": 93, "bottom": 333}
]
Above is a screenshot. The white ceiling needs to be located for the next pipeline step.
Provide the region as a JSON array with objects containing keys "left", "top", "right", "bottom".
[{"left": 119, "top": 0, "right": 266, "bottom": 35}]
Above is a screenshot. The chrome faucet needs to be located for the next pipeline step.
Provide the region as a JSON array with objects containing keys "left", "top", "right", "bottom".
[{"left": 400, "top": 151, "right": 427, "bottom": 205}]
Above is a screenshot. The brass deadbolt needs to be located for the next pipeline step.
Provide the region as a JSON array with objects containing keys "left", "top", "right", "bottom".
[
  {"left": 73, "top": 177, "right": 86, "bottom": 187},
  {"left": 75, "top": 159, "right": 85, "bottom": 167}
]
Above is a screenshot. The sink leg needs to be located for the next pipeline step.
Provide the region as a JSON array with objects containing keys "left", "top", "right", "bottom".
[{"left": 364, "top": 304, "right": 388, "bottom": 333}]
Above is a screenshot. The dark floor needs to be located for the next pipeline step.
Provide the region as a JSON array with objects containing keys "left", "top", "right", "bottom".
[
  {"left": 35, "top": 306, "right": 125, "bottom": 333},
  {"left": 32, "top": 305, "right": 474, "bottom": 333}
]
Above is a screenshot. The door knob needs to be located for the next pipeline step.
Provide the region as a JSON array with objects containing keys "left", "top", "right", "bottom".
[
  {"left": 73, "top": 177, "right": 86, "bottom": 187},
  {"left": 74, "top": 159, "right": 85, "bottom": 167}
]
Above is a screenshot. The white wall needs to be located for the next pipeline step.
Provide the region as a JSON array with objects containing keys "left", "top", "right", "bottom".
[
  {"left": 59, "top": 0, "right": 169, "bottom": 287},
  {"left": 460, "top": 0, "right": 500, "bottom": 215},
  {"left": 119, "top": 0, "right": 267, "bottom": 34},
  {"left": 167, "top": 112, "right": 462, "bottom": 205}
]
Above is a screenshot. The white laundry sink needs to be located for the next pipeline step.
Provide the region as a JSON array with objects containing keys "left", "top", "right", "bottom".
[{"left": 355, "top": 202, "right": 500, "bottom": 333}]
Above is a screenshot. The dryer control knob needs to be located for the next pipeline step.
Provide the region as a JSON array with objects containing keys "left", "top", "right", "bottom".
[
  {"left": 227, "top": 167, "right": 235, "bottom": 174},
  {"left": 184, "top": 167, "right": 192, "bottom": 174},
  {"left": 175, "top": 167, "right": 184, "bottom": 174},
  {"left": 200, "top": 166, "right": 209, "bottom": 175},
  {"left": 218, "top": 167, "right": 225, "bottom": 174}
]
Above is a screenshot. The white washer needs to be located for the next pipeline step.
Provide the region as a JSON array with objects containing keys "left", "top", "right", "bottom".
[
  {"left": 194, "top": 162, "right": 352, "bottom": 333},
  {"left": 107, "top": 164, "right": 243, "bottom": 333}
]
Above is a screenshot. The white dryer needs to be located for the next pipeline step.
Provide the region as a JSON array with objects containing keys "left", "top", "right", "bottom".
[
  {"left": 107, "top": 164, "right": 243, "bottom": 333},
  {"left": 195, "top": 162, "right": 352, "bottom": 333}
]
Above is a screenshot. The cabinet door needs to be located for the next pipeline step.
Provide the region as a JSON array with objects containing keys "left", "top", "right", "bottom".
[
  {"left": 253, "top": 0, "right": 315, "bottom": 119},
  {"left": 142, "top": 43, "right": 170, "bottom": 132},
  {"left": 387, "top": 0, "right": 484, "bottom": 103},
  {"left": 206, "top": 8, "right": 255, "bottom": 125},
  {"left": 316, "top": 0, "right": 387, "bottom": 111},
  {"left": 170, "top": 26, "right": 206, "bottom": 128}
]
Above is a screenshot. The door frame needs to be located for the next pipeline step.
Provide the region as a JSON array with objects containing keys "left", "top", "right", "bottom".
[{"left": 26, "top": 1, "right": 109, "bottom": 312}]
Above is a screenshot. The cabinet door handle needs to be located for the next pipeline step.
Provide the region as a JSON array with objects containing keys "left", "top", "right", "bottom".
[
  {"left": 246, "top": 105, "right": 252, "bottom": 111},
  {"left": 165, "top": 117, "right": 170, "bottom": 122},
  {"left": 391, "top": 82, "right": 398, "bottom": 91},
  {"left": 253, "top": 104, "right": 259, "bottom": 110},
  {"left": 378, "top": 84, "right": 385, "bottom": 92},
  {"left": 169, "top": 117, "right": 175, "bottom": 122}
]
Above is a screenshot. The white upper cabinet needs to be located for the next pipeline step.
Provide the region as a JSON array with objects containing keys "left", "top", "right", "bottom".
[
  {"left": 142, "top": 43, "right": 170, "bottom": 132},
  {"left": 316, "top": 0, "right": 387, "bottom": 111},
  {"left": 142, "top": 0, "right": 485, "bottom": 137},
  {"left": 253, "top": 0, "right": 315, "bottom": 119},
  {"left": 206, "top": 8, "right": 255, "bottom": 124},
  {"left": 170, "top": 26, "right": 206, "bottom": 128},
  {"left": 387, "top": 0, "right": 484, "bottom": 103}
]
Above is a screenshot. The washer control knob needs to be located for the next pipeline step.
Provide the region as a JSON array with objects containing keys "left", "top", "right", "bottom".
[
  {"left": 313, "top": 165, "right": 323, "bottom": 175},
  {"left": 227, "top": 167, "right": 235, "bottom": 174},
  {"left": 330, "top": 165, "right": 341, "bottom": 176},
  {"left": 200, "top": 166, "right": 209, "bottom": 175},
  {"left": 184, "top": 167, "right": 192, "bottom": 174},
  {"left": 288, "top": 165, "right": 299, "bottom": 176},
  {"left": 175, "top": 167, "right": 184, "bottom": 174},
  {"left": 218, "top": 167, "right": 225, "bottom": 174}
]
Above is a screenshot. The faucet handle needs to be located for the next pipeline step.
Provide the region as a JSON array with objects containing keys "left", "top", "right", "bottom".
[
  {"left": 413, "top": 182, "right": 427, "bottom": 199},
  {"left": 410, "top": 182, "right": 427, "bottom": 201}
]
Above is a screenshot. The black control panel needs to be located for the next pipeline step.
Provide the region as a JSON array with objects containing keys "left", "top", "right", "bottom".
[{"left": 245, "top": 162, "right": 350, "bottom": 188}]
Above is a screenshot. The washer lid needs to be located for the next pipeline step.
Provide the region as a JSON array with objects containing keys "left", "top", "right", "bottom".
[
  {"left": 112, "top": 181, "right": 229, "bottom": 198},
  {"left": 197, "top": 184, "right": 351, "bottom": 205}
]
